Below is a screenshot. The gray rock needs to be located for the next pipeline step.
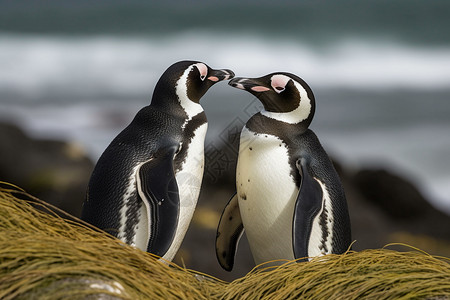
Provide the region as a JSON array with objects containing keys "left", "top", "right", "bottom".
[{"left": 0, "top": 122, "right": 93, "bottom": 217}]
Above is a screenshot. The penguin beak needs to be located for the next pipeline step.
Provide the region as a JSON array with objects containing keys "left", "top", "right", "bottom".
[
  {"left": 229, "top": 77, "right": 271, "bottom": 92},
  {"left": 207, "top": 69, "right": 235, "bottom": 82}
]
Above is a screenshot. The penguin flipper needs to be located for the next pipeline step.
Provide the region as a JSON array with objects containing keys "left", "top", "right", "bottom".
[
  {"left": 292, "top": 157, "right": 323, "bottom": 261},
  {"left": 215, "top": 193, "right": 244, "bottom": 271},
  {"left": 137, "top": 145, "right": 179, "bottom": 258}
]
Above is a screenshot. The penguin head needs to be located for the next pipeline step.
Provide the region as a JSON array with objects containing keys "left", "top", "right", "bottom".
[
  {"left": 153, "top": 61, "right": 234, "bottom": 106},
  {"left": 229, "top": 73, "right": 316, "bottom": 125}
]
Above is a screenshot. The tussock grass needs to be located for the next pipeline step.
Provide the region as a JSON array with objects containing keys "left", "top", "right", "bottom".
[
  {"left": 222, "top": 246, "right": 450, "bottom": 299},
  {"left": 1, "top": 182, "right": 449, "bottom": 299},
  {"left": 0, "top": 182, "right": 224, "bottom": 300}
]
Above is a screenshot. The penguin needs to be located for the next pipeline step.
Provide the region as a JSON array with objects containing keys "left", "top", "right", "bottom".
[
  {"left": 216, "top": 72, "right": 351, "bottom": 271},
  {"left": 82, "top": 60, "right": 234, "bottom": 262}
]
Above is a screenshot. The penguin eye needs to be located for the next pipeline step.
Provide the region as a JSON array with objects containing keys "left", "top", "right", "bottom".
[
  {"left": 274, "top": 86, "right": 285, "bottom": 93},
  {"left": 193, "top": 63, "right": 208, "bottom": 81},
  {"left": 271, "top": 74, "right": 291, "bottom": 93}
]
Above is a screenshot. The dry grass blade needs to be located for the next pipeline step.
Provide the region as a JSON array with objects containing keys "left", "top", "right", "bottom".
[
  {"left": 1, "top": 182, "right": 449, "bottom": 299},
  {"left": 220, "top": 247, "right": 450, "bottom": 300},
  {"left": 0, "top": 182, "right": 224, "bottom": 300}
]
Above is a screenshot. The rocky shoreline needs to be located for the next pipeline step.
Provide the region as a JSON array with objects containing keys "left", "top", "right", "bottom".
[{"left": 1, "top": 121, "right": 449, "bottom": 281}]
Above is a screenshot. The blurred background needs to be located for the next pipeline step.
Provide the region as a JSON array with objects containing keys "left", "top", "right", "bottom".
[{"left": 0, "top": 0, "right": 449, "bottom": 280}]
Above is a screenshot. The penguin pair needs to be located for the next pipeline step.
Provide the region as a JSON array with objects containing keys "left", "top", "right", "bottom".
[{"left": 82, "top": 61, "right": 351, "bottom": 267}]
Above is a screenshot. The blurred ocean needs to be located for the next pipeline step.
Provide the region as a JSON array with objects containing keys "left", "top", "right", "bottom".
[{"left": 0, "top": 0, "right": 449, "bottom": 212}]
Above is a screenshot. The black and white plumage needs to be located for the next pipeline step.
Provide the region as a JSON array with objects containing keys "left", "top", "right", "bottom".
[
  {"left": 216, "top": 73, "right": 351, "bottom": 271},
  {"left": 82, "top": 60, "right": 234, "bottom": 261}
]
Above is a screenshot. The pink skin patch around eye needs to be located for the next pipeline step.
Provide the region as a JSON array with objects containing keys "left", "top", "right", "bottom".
[
  {"left": 207, "top": 76, "right": 219, "bottom": 82},
  {"left": 251, "top": 86, "right": 271, "bottom": 92},
  {"left": 194, "top": 63, "right": 208, "bottom": 80},
  {"left": 271, "top": 74, "right": 290, "bottom": 92}
]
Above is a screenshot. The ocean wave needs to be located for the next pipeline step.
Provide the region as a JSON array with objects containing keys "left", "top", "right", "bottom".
[
  {"left": 1, "top": 33, "right": 450, "bottom": 103},
  {"left": 1, "top": 32, "right": 449, "bottom": 213}
]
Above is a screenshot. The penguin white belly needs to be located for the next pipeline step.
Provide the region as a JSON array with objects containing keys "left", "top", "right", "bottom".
[
  {"left": 237, "top": 126, "right": 298, "bottom": 265},
  {"left": 163, "top": 122, "right": 207, "bottom": 261}
]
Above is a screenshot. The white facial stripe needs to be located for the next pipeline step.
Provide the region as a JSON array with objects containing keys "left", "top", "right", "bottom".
[
  {"left": 233, "top": 82, "right": 245, "bottom": 90},
  {"left": 194, "top": 63, "right": 208, "bottom": 81},
  {"left": 175, "top": 65, "right": 204, "bottom": 123},
  {"left": 261, "top": 80, "right": 311, "bottom": 124},
  {"left": 222, "top": 73, "right": 232, "bottom": 81},
  {"left": 271, "top": 74, "right": 291, "bottom": 93}
]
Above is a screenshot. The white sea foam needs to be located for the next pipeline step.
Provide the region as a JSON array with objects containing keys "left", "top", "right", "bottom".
[
  {"left": 0, "top": 32, "right": 449, "bottom": 213},
  {"left": 1, "top": 33, "right": 450, "bottom": 104}
]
